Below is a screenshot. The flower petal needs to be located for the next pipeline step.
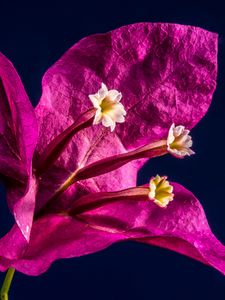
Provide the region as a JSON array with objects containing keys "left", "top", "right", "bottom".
[
  {"left": 34, "top": 23, "right": 217, "bottom": 208},
  {"left": 6, "top": 215, "right": 124, "bottom": 275},
  {"left": 79, "top": 182, "right": 225, "bottom": 275},
  {"left": 34, "top": 108, "right": 96, "bottom": 176},
  {"left": 34, "top": 23, "right": 218, "bottom": 210},
  {"left": 36, "top": 23, "right": 217, "bottom": 157},
  {"left": 0, "top": 53, "right": 37, "bottom": 179},
  {"left": 98, "top": 83, "right": 108, "bottom": 99},
  {"left": 88, "top": 95, "right": 100, "bottom": 108},
  {"left": 0, "top": 53, "right": 38, "bottom": 241},
  {"left": 3, "top": 182, "right": 225, "bottom": 276}
]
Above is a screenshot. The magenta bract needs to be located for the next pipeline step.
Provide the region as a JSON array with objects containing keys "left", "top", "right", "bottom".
[
  {"left": 0, "top": 53, "right": 38, "bottom": 241},
  {"left": 0, "top": 23, "right": 223, "bottom": 276},
  {"left": 36, "top": 23, "right": 217, "bottom": 157},
  {"left": 4, "top": 183, "right": 225, "bottom": 276}
]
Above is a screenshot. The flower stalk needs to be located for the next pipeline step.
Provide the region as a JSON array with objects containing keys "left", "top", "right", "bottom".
[
  {"left": 0, "top": 268, "right": 15, "bottom": 300},
  {"left": 69, "top": 186, "right": 149, "bottom": 215},
  {"left": 35, "top": 140, "right": 168, "bottom": 218}
]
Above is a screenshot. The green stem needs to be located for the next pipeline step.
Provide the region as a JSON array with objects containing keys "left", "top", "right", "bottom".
[{"left": 0, "top": 268, "right": 15, "bottom": 300}]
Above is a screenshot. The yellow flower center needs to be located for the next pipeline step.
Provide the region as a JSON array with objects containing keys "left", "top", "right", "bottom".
[
  {"left": 149, "top": 175, "right": 174, "bottom": 208},
  {"left": 89, "top": 83, "right": 126, "bottom": 132},
  {"left": 100, "top": 97, "right": 116, "bottom": 113}
]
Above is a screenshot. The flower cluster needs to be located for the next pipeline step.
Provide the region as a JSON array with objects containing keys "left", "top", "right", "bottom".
[{"left": 0, "top": 22, "right": 224, "bottom": 281}]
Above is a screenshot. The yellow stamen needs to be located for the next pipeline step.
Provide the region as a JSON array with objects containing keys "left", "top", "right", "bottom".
[{"left": 149, "top": 175, "right": 174, "bottom": 208}]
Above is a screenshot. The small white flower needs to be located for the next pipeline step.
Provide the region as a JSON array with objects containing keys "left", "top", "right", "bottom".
[
  {"left": 167, "top": 123, "right": 195, "bottom": 158},
  {"left": 89, "top": 83, "right": 126, "bottom": 132},
  {"left": 149, "top": 175, "right": 174, "bottom": 208}
]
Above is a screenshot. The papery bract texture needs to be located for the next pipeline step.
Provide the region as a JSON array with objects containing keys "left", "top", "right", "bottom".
[
  {"left": 36, "top": 23, "right": 217, "bottom": 164},
  {"left": 0, "top": 53, "right": 38, "bottom": 240},
  {"left": 34, "top": 22, "right": 218, "bottom": 197},
  {"left": 0, "top": 23, "right": 221, "bottom": 277},
  {"left": 33, "top": 23, "right": 218, "bottom": 211},
  {"left": 0, "top": 53, "right": 37, "bottom": 179},
  {"left": 2, "top": 183, "right": 224, "bottom": 276}
]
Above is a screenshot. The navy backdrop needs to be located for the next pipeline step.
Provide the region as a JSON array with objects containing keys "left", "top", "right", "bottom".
[{"left": 0, "top": 0, "right": 225, "bottom": 299}]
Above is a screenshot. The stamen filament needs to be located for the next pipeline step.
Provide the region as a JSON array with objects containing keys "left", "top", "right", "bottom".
[
  {"left": 69, "top": 186, "right": 149, "bottom": 215},
  {"left": 53, "top": 139, "right": 167, "bottom": 197},
  {"left": 35, "top": 140, "right": 167, "bottom": 218},
  {"left": 74, "top": 140, "right": 167, "bottom": 181}
]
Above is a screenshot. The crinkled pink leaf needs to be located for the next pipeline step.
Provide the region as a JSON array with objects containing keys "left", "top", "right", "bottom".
[
  {"left": 34, "top": 23, "right": 217, "bottom": 202},
  {"left": 36, "top": 23, "right": 217, "bottom": 174},
  {"left": 0, "top": 216, "right": 124, "bottom": 275},
  {"left": 35, "top": 108, "right": 96, "bottom": 176},
  {"left": 79, "top": 182, "right": 225, "bottom": 274},
  {"left": 0, "top": 23, "right": 220, "bottom": 274},
  {"left": 0, "top": 53, "right": 38, "bottom": 240},
  {"left": 0, "top": 53, "right": 37, "bottom": 177},
  {"left": 7, "top": 176, "right": 37, "bottom": 241},
  {"left": 0, "top": 224, "right": 27, "bottom": 261},
  {"left": 2, "top": 182, "right": 224, "bottom": 276}
]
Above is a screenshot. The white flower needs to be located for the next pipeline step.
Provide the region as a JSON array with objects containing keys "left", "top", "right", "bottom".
[
  {"left": 149, "top": 175, "right": 174, "bottom": 208},
  {"left": 167, "top": 123, "right": 195, "bottom": 158},
  {"left": 89, "top": 83, "right": 126, "bottom": 132}
]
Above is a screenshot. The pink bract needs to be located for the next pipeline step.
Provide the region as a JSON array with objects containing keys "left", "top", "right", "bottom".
[
  {"left": 1, "top": 183, "right": 225, "bottom": 276},
  {"left": 36, "top": 23, "right": 217, "bottom": 161},
  {"left": 0, "top": 53, "right": 38, "bottom": 241},
  {"left": 0, "top": 23, "right": 223, "bottom": 276}
]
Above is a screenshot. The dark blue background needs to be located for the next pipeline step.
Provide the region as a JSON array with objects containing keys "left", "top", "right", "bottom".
[{"left": 0, "top": 1, "right": 225, "bottom": 299}]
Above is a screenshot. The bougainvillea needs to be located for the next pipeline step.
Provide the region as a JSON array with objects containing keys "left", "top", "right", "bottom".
[{"left": 0, "top": 23, "right": 224, "bottom": 298}]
